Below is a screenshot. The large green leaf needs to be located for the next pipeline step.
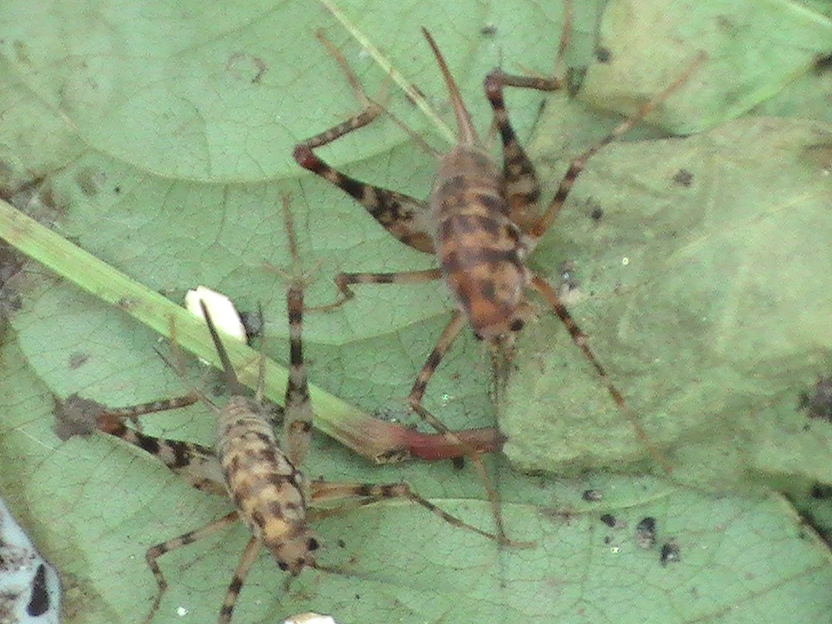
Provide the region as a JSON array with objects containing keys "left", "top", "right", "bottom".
[{"left": 2, "top": 1, "right": 832, "bottom": 623}]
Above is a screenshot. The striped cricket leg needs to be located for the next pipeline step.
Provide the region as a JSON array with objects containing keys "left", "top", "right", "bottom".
[
  {"left": 218, "top": 537, "right": 261, "bottom": 624},
  {"left": 309, "top": 481, "right": 516, "bottom": 544},
  {"left": 143, "top": 511, "right": 239, "bottom": 624},
  {"left": 406, "top": 311, "right": 516, "bottom": 545}
]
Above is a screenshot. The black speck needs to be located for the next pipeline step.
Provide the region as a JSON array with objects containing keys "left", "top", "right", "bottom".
[
  {"left": 815, "top": 52, "right": 832, "bottom": 73},
  {"left": 240, "top": 304, "right": 264, "bottom": 344},
  {"left": 660, "top": 540, "right": 680, "bottom": 566},
  {"left": 600, "top": 514, "right": 616, "bottom": 528},
  {"left": 635, "top": 517, "right": 657, "bottom": 549},
  {"left": 582, "top": 489, "right": 602, "bottom": 502},
  {"left": 26, "top": 563, "right": 50, "bottom": 616},
  {"left": 811, "top": 483, "right": 832, "bottom": 499},
  {"left": 799, "top": 376, "right": 832, "bottom": 421},
  {"left": 595, "top": 47, "right": 612, "bottom": 63},
  {"left": 672, "top": 169, "right": 694, "bottom": 187}
]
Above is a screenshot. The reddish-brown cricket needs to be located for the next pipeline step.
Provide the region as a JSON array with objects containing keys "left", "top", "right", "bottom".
[{"left": 294, "top": 19, "right": 702, "bottom": 539}]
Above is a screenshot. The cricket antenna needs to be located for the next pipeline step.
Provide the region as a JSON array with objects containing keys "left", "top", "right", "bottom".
[
  {"left": 422, "top": 28, "right": 479, "bottom": 145},
  {"left": 199, "top": 299, "right": 245, "bottom": 396}
]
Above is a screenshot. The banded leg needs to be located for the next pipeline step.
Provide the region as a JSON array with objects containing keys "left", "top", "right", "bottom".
[
  {"left": 279, "top": 196, "right": 314, "bottom": 467},
  {"left": 99, "top": 395, "right": 199, "bottom": 420},
  {"left": 405, "top": 311, "right": 518, "bottom": 544},
  {"left": 485, "top": 50, "right": 706, "bottom": 243},
  {"left": 97, "top": 411, "right": 226, "bottom": 496},
  {"left": 293, "top": 33, "right": 435, "bottom": 256},
  {"left": 319, "top": 268, "right": 442, "bottom": 310},
  {"left": 218, "top": 537, "right": 260, "bottom": 624},
  {"left": 143, "top": 511, "right": 240, "bottom": 624},
  {"left": 530, "top": 276, "right": 671, "bottom": 473},
  {"left": 50, "top": 392, "right": 227, "bottom": 496},
  {"left": 309, "top": 480, "right": 508, "bottom": 544}
]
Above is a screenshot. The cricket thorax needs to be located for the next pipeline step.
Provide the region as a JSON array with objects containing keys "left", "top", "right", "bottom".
[{"left": 433, "top": 147, "right": 529, "bottom": 340}]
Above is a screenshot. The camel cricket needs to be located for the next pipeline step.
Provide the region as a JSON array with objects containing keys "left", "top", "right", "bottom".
[
  {"left": 54, "top": 198, "right": 501, "bottom": 624},
  {"left": 294, "top": 21, "right": 703, "bottom": 539}
]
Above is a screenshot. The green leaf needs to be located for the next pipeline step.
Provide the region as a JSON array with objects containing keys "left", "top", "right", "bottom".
[
  {"left": 504, "top": 116, "right": 832, "bottom": 491},
  {"left": 2, "top": 1, "right": 832, "bottom": 624}
]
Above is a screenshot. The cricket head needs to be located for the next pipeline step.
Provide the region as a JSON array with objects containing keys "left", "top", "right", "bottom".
[
  {"left": 470, "top": 298, "right": 534, "bottom": 343},
  {"left": 271, "top": 527, "right": 320, "bottom": 576}
]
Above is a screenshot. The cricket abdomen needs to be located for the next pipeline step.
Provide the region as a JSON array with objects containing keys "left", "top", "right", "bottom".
[
  {"left": 216, "top": 396, "right": 318, "bottom": 574},
  {"left": 432, "top": 146, "right": 529, "bottom": 340}
]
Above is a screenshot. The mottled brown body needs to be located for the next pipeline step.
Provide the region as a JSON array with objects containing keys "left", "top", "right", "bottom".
[
  {"left": 216, "top": 394, "right": 314, "bottom": 574},
  {"left": 421, "top": 28, "right": 530, "bottom": 340},
  {"left": 295, "top": 18, "right": 702, "bottom": 517},
  {"left": 431, "top": 114, "right": 528, "bottom": 340}
]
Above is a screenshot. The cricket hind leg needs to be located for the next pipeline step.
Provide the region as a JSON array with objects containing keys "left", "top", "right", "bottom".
[
  {"left": 482, "top": 0, "right": 573, "bottom": 233},
  {"left": 486, "top": 61, "right": 680, "bottom": 471},
  {"left": 293, "top": 142, "right": 434, "bottom": 256},
  {"left": 496, "top": 53, "right": 705, "bottom": 472},
  {"left": 308, "top": 480, "right": 515, "bottom": 545},
  {"left": 88, "top": 396, "right": 227, "bottom": 496},
  {"left": 529, "top": 276, "right": 672, "bottom": 473},
  {"left": 293, "top": 33, "right": 435, "bottom": 256}
]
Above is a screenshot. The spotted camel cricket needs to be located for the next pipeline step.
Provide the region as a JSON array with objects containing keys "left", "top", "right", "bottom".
[
  {"left": 54, "top": 197, "right": 502, "bottom": 624},
  {"left": 293, "top": 18, "right": 705, "bottom": 537}
]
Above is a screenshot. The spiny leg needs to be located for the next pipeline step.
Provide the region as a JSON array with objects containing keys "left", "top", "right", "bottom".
[
  {"left": 529, "top": 276, "right": 672, "bottom": 473},
  {"left": 309, "top": 481, "right": 513, "bottom": 544},
  {"left": 279, "top": 195, "right": 314, "bottom": 468},
  {"left": 407, "top": 312, "right": 515, "bottom": 545},
  {"left": 293, "top": 35, "right": 434, "bottom": 256},
  {"left": 143, "top": 511, "right": 239, "bottom": 624}
]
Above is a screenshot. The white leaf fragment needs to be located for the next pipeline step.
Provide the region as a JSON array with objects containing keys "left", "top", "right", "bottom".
[
  {"left": 283, "top": 612, "right": 338, "bottom": 624},
  {"left": 185, "top": 285, "right": 246, "bottom": 342}
]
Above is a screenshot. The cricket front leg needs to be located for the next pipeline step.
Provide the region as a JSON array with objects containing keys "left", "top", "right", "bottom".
[{"left": 405, "top": 311, "right": 516, "bottom": 545}]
